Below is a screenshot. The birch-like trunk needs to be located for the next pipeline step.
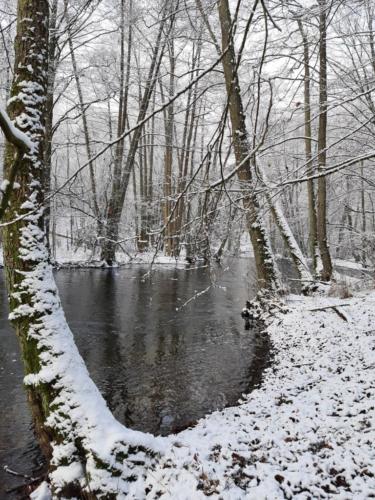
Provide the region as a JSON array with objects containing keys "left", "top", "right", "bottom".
[{"left": 259, "top": 166, "right": 312, "bottom": 283}]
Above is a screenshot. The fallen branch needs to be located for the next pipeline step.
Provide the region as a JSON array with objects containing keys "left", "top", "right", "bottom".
[
  {"left": 4, "top": 465, "right": 35, "bottom": 480},
  {"left": 308, "top": 303, "right": 351, "bottom": 322},
  {"left": 308, "top": 303, "right": 350, "bottom": 311}
]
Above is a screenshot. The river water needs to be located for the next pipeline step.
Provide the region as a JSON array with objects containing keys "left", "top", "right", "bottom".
[{"left": 0, "top": 258, "right": 273, "bottom": 496}]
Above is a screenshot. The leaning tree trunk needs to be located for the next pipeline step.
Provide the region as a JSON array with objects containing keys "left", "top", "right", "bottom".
[
  {"left": 1, "top": 1, "right": 162, "bottom": 497},
  {"left": 100, "top": 7, "right": 167, "bottom": 265},
  {"left": 2, "top": 0, "right": 54, "bottom": 459},
  {"left": 259, "top": 165, "right": 313, "bottom": 284},
  {"left": 218, "top": 0, "right": 280, "bottom": 291}
]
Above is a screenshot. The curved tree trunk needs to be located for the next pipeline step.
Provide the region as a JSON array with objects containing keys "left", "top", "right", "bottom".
[{"left": 1, "top": 1, "right": 162, "bottom": 497}]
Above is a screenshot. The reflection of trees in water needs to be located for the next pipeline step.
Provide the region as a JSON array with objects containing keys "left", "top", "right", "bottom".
[{"left": 16, "top": 261, "right": 270, "bottom": 437}]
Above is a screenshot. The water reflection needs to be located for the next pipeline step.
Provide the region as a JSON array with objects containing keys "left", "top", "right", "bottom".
[
  {"left": 62, "top": 260, "right": 264, "bottom": 435},
  {"left": 0, "top": 258, "right": 268, "bottom": 495}
]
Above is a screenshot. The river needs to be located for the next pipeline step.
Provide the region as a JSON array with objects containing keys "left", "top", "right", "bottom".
[{"left": 0, "top": 257, "right": 276, "bottom": 497}]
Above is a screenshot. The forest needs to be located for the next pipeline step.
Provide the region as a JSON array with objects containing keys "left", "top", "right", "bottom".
[{"left": 0, "top": 0, "right": 375, "bottom": 498}]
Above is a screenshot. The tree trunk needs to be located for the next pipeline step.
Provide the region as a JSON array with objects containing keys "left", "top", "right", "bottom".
[
  {"left": 1, "top": 3, "right": 162, "bottom": 496},
  {"left": 297, "top": 19, "right": 319, "bottom": 277},
  {"left": 260, "top": 165, "right": 312, "bottom": 283},
  {"left": 43, "top": 0, "right": 58, "bottom": 254},
  {"left": 162, "top": 35, "right": 176, "bottom": 256},
  {"left": 218, "top": 0, "right": 280, "bottom": 291},
  {"left": 65, "top": 0, "right": 101, "bottom": 238},
  {"left": 361, "top": 161, "right": 366, "bottom": 265},
  {"left": 316, "top": 0, "right": 333, "bottom": 281},
  {"left": 173, "top": 43, "right": 201, "bottom": 257},
  {"left": 2, "top": 0, "right": 54, "bottom": 455},
  {"left": 100, "top": 7, "right": 168, "bottom": 264}
]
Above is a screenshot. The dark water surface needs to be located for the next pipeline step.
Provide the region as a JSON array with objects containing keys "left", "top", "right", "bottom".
[{"left": 0, "top": 258, "right": 270, "bottom": 496}]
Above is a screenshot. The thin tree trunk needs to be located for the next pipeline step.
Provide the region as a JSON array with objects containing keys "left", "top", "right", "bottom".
[
  {"left": 260, "top": 166, "right": 312, "bottom": 283},
  {"left": 43, "top": 0, "right": 58, "bottom": 253},
  {"left": 162, "top": 36, "right": 175, "bottom": 256},
  {"left": 316, "top": 0, "right": 333, "bottom": 281},
  {"left": 173, "top": 43, "right": 201, "bottom": 257},
  {"left": 298, "top": 19, "right": 319, "bottom": 276},
  {"left": 361, "top": 161, "right": 366, "bottom": 265},
  {"left": 65, "top": 2, "right": 101, "bottom": 235},
  {"left": 101, "top": 6, "right": 167, "bottom": 264}
]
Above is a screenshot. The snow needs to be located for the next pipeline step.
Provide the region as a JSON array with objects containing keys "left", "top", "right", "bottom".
[
  {"left": 47, "top": 246, "right": 192, "bottom": 268},
  {"left": 1, "top": 179, "right": 10, "bottom": 192},
  {"left": 24, "top": 281, "right": 375, "bottom": 498},
  {"left": 123, "top": 291, "right": 374, "bottom": 499},
  {"left": 334, "top": 259, "right": 372, "bottom": 272},
  {"left": 15, "top": 221, "right": 167, "bottom": 495},
  {"left": 30, "top": 481, "right": 52, "bottom": 500},
  {"left": 0, "top": 105, "right": 34, "bottom": 151}
]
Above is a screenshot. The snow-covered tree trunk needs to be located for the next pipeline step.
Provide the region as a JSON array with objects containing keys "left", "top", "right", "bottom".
[
  {"left": 1, "top": 1, "right": 163, "bottom": 497},
  {"left": 218, "top": 0, "right": 280, "bottom": 291},
  {"left": 259, "top": 166, "right": 313, "bottom": 284},
  {"left": 2, "top": 0, "right": 54, "bottom": 460}
]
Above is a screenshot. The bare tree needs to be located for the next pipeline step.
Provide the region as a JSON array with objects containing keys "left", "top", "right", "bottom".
[
  {"left": 316, "top": 0, "right": 333, "bottom": 281},
  {"left": 217, "top": 0, "right": 280, "bottom": 290}
]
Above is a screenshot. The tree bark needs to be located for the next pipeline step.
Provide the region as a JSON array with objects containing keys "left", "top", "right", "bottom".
[
  {"left": 162, "top": 33, "right": 176, "bottom": 256},
  {"left": 297, "top": 19, "right": 319, "bottom": 277},
  {"left": 317, "top": 0, "right": 333, "bottom": 281},
  {"left": 218, "top": 0, "right": 280, "bottom": 291},
  {"left": 259, "top": 165, "right": 312, "bottom": 283},
  {"left": 65, "top": 0, "right": 101, "bottom": 236},
  {"left": 43, "top": 0, "right": 58, "bottom": 254},
  {"left": 1, "top": 0, "right": 54, "bottom": 455},
  {"left": 100, "top": 6, "right": 167, "bottom": 264},
  {"left": 1, "top": 4, "right": 162, "bottom": 496}
]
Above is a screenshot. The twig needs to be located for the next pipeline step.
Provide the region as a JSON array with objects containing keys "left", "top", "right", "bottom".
[
  {"left": 4, "top": 465, "right": 35, "bottom": 480},
  {"left": 308, "top": 303, "right": 350, "bottom": 311}
]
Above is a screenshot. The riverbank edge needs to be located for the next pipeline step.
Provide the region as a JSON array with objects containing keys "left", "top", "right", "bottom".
[
  {"left": 31, "top": 289, "right": 375, "bottom": 499},
  {"left": 125, "top": 290, "right": 375, "bottom": 499}
]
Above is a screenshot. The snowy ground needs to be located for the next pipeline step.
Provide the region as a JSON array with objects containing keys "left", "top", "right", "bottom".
[{"left": 31, "top": 290, "right": 375, "bottom": 499}]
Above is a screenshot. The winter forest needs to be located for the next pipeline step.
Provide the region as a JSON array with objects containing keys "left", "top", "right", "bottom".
[{"left": 0, "top": 0, "right": 375, "bottom": 498}]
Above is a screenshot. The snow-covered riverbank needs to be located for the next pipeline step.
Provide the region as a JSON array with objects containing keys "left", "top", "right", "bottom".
[
  {"left": 129, "top": 291, "right": 375, "bottom": 499},
  {"left": 32, "top": 290, "right": 375, "bottom": 499}
]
